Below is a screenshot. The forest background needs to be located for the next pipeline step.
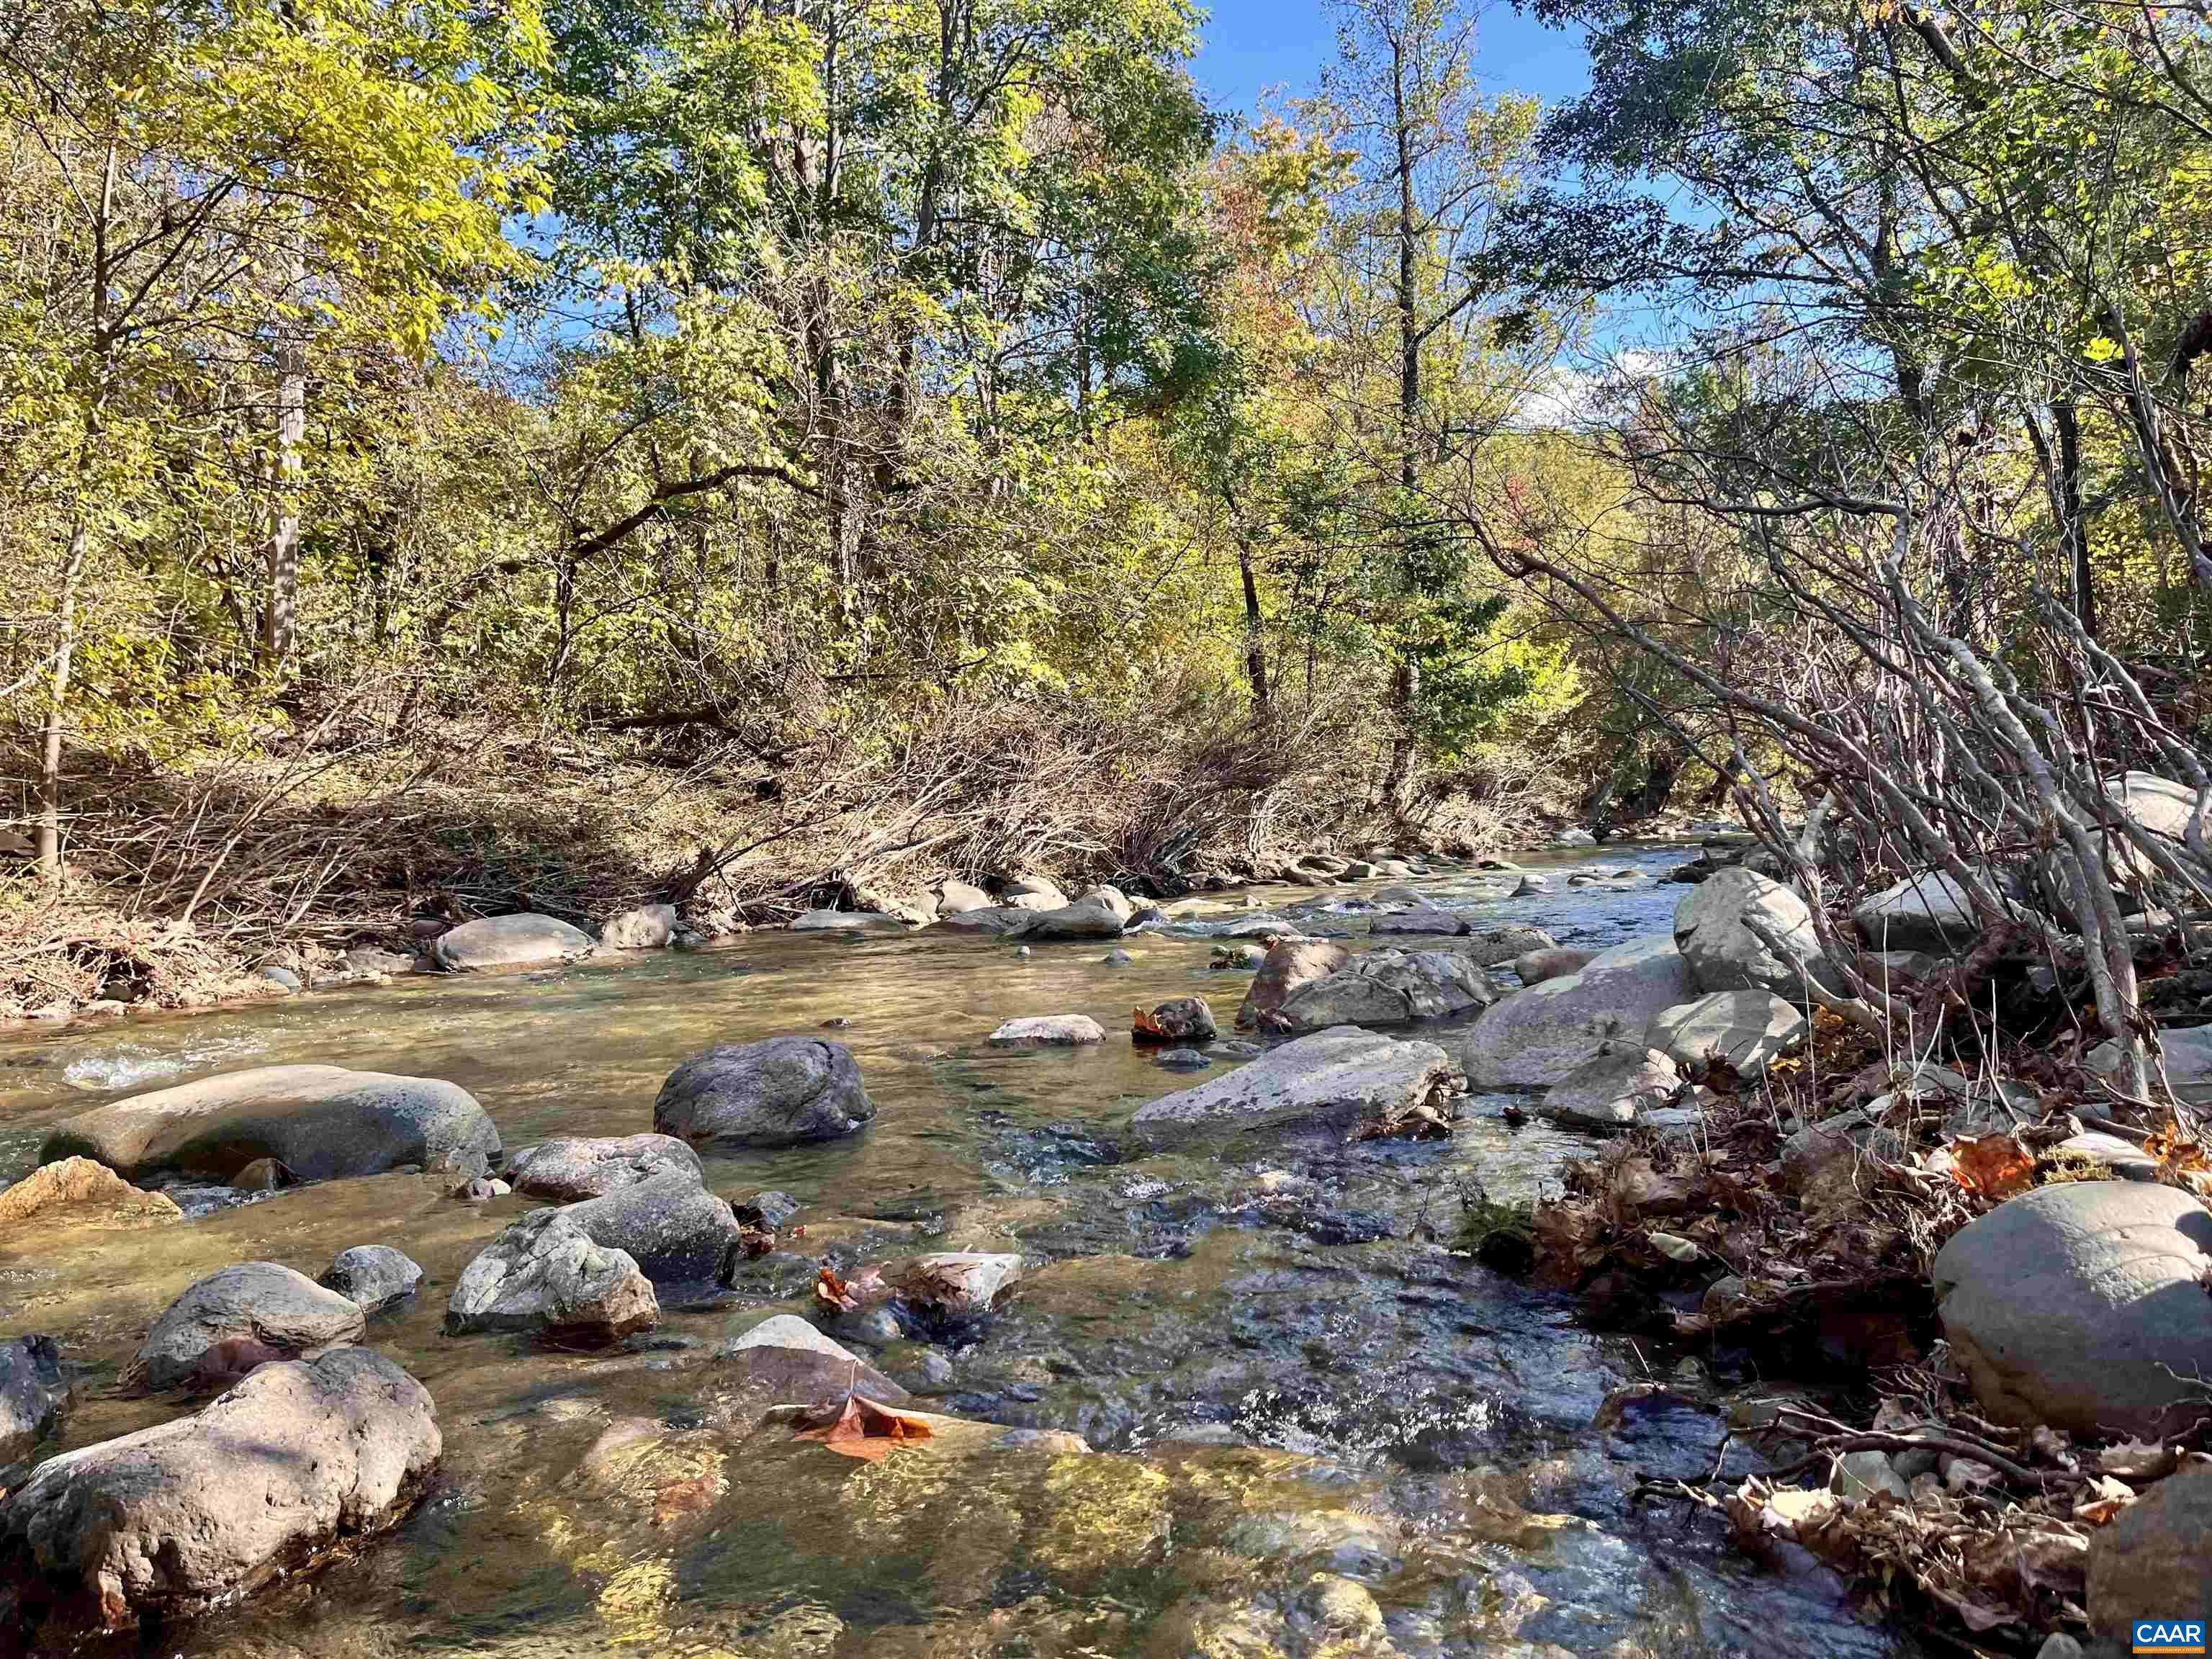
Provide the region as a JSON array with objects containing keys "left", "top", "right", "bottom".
[{"left": 5, "top": 0, "right": 2209, "bottom": 1009}]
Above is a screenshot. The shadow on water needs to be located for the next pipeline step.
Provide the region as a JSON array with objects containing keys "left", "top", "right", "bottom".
[{"left": 0, "top": 842, "right": 1925, "bottom": 1658}]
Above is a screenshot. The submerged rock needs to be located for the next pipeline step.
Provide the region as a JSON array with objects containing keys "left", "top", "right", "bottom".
[
  {"left": 1012, "top": 891, "right": 1129, "bottom": 940},
  {"left": 40, "top": 1064, "right": 500, "bottom": 1185},
  {"left": 889, "top": 1252, "right": 1024, "bottom": 1329},
  {"left": 655, "top": 1036, "right": 875, "bottom": 1148},
  {"left": 1933, "top": 1181, "right": 2212, "bottom": 1437},
  {"left": 0, "top": 1158, "right": 180, "bottom": 1228},
  {"left": 0, "top": 1350, "right": 438, "bottom": 1635},
  {"left": 789, "top": 908, "right": 909, "bottom": 935},
  {"left": 1276, "top": 949, "right": 1494, "bottom": 1032},
  {"left": 1645, "top": 990, "right": 1808, "bottom": 1078},
  {"left": 1236, "top": 938, "right": 1351, "bottom": 1031},
  {"left": 1133, "top": 1025, "right": 1458, "bottom": 1138},
  {"left": 933, "top": 904, "right": 1036, "bottom": 935},
  {"left": 507, "top": 1133, "right": 703, "bottom": 1201},
  {"left": 446, "top": 1214, "right": 657, "bottom": 1341},
  {"left": 431, "top": 912, "right": 595, "bottom": 971},
  {"left": 319, "top": 1246, "right": 423, "bottom": 1313},
  {"left": 1455, "top": 925, "right": 1562, "bottom": 968},
  {"left": 1541, "top": 1045, "right": 1682, "bottom": 1131},
  {"left": 1367, "top": 907, "right": 1466, "bottom": 937},
  {"left": 1452, "top": 935, "right": 1699, "bottom": 1088},
  {"left": 125, "top": 1262, "right": 367, "bottom": 1394},
  {"left": 0, "top": 1336, "right": 68, "bottom": 1465},
  {"left": 719, "top": 1315, "right": 909, "bottom": 1403},
  {"left": 989, "top": 1015, "right": 1106, "bottom": 1045}
]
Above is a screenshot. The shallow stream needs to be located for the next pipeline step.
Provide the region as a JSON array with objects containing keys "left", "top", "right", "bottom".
[{"left": 0, "top": 847, "right": 1925, "bottom": 1658}]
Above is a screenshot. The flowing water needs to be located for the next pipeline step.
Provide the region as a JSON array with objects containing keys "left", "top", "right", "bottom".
[{"left": 0, "top": 848, "right": 1924, "bottom": 1659}]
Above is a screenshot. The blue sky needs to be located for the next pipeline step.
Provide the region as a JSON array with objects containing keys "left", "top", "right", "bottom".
[{"left": 1188, "top": 0, "right": 1591, "bottom": 121}]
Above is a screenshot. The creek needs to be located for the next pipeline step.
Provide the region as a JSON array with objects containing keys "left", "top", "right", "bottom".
[{"left": 0, "top": 845, "right": 1924, "bottom": 1658}]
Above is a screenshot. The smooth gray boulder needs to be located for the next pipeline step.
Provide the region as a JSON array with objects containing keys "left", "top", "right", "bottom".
[
  {"left": 555, "top": 1172, "right": 750, "bottom": 1282},
  {"left": 1933, "top": 1182, "right": 2212, "bottom": 1437},
  {"left": 1452, "top": 935, "right": 1699, "bottom": 1088},
  {"left": 890, "top": 1252, "right": 1024, "bottom": 1326},
  {"left": 1237, "top": 938, "right": 1351, "bottom": 1031},
  {"left": 988, "top": 1015, "right": 1105, "bottom": 1044},
  {"left": 0, "top": 1349, "right": 438, "bottom": 1635},
  {"left": 1852, "top": 870, "right": 1988, "bottom": 951},
  {"left": 788, "top": 908, "right": 909, "bottom": 935},
  {"left": 1646, "top": 991, "right": 1809, "bottom": 1077},
  {"left": 40, "top": 1064, "right": 500, "bottom": 1185},
  {"left": 1277, "top": 950, "right": 1494, "bottom": 1032},
  {"left": 0, "top": 1336, "right": 67, "bottom": 1465},
  {"left": 446, "top": 1213, "right": 657, "bottom": 1340},
  {"left": 1012, "top": 892, "right": 1128, "bottom": 940},
  {"left": 1541, "top": 1045, "right": 1681, "bottom": 1131},
  {"left": 1133, "top": 1026, "right": 1458, "bottom": 1138},
  {"left": 2087, "top": 1462, "right": 2212, "bottom": 1654},
  {"left": 2089, "top": 1022, "right": 2212, "bottom": 1107},
  {"left": 431, "top": 912, "right": 594, "bottom": 971},
  {"left": 1001, "top": 874, "right": 1067, "bottom": 911},
  {"left": 318, "top": 1246, "right": 423, "bottom": 1313},
  {"left": 655, "top": 1036, "right": 874, "bottom": 1148},
  {"left": 1673, "top": 867, "right": 1833, "bottom": 995},
  {"left": 598, "top": 903, "right": 676, "bottom": 950},
  {"left": 506, "top": 1133, "right": 703, "bottom": 1201},
  {"left": 1514, "top": 947, "right": 1593, "bottom": 985},
  {"left": 125, "top": 1263, "right": 367, "bottom": 1393}
]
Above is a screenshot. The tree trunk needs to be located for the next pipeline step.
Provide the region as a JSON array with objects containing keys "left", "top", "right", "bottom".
[
  {"left": 2054, "top": 397, "right": 2095, "bottom": 639},
  {"left": 1381, "top": 34, "right": 1422, "bottom": 811},
  {"left": 258, "top": 298, "right": 308, "bottom": 670},
  {"left": 36, "top": 145, "right": 117, "bottom": 887},
  {"left": 1237, "top": 535, "right": 1270, "bottom": 718}
]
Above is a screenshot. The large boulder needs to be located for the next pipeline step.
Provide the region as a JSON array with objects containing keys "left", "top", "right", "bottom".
[
  {"left": 318, "top": 1246, "right": 423, "bottom": 1314},
  {"left": 506, "top": 1133, "right": 703, "bottom": 1201},
  {"left": 1132, "top": 1026, "right": 1459, "bottom": 1139},
  {"left": 1012, "top": 892, "right": 1128, "bottom": 940},
  {"left": 1277, "top": 950, "right": 1495, "bottom": 1033},
  {"left": 1541, "top": 1046, "right": 1681, "bottom": 1131},
  {"left": 2087, "top": 1462, "right": 2212, "bottom": 1654},
  {"left": 0, "top": 1352, "right": 437, "bottom": 1636},
  {"left": 1932, "top": 1182, "right": 2212, "bottom": 1437},
  {"left": 598, "top": 903, "right": 676, "bottom": 950},
  {"left": 0, "top": 1336, "right": 68, "bottom": 1465},
  {"left": 1451, "top": 935, "right": 1699, "bottom": 1089},
  {"left": 0, "top": 1159, "right": 179, "bottom": 1229},
  {"left": 1646, "top": 991, "right": 1809, "bottom": 1078},
  {"left": 1672, "top": 867, "right": 1832, "bottom": 995},
  {"left": 2088, "top": 1022, "right": 2212, "bottom": 1107},
  {"left": 1852, "top": 870, "right": 1988, "bottom": 951},
  {"left": 1237, "top": 939, "right": 1351, "bottom": 1032},
  {"left": 446, "top": 1214, "right": 657, "bottom": 1341},
  {"left": 554, "top": 1172, "right": 751, "bottom": 1283},
  {"left": 655, "top": 1037, "right": 874, "bottom": 1148},
  {"left": 431, "top": 912, "right": 594, "bottom": 971},
  {"left": 1001, "top": 874, "right": 1068, "bottom": 911},
  {"left": 124, "top": 1263, "right": 367, "bottom": 1394},
  {"left": 40, "top": 1065, "right": 500, "bottom": 1186}
]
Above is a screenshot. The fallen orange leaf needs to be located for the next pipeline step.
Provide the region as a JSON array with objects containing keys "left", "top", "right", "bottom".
[
  {"left": 1951, "top": 1133, "right": 2035, "bottom": 1200},
  {"left": 1131, "top": 1006, "right": 1169, "bottom": 1042},
  {"left": 793, "top": 1390, "right": 936, "bottom": 1462}
]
